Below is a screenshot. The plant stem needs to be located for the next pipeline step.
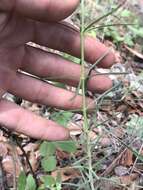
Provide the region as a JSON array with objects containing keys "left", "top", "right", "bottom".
[
  {"left": 84, "top": 0, "right": 126, "bottom": 32},
  {"left": 80, "top": 1, "right": 96, "bottom": 189},
  {"left": 15, "top": 138, "right": 39, "bottom": 189},
  {"left": 80, "top": 0, "right": 88, "bottom": 133}
]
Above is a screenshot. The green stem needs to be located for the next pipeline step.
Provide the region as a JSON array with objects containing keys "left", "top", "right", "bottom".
[
  {"left": 81, "top": 0, "right": 88, "bottom": 132},
  {"left": 80, "top": 1, "right": 96, "bottom": 189}
]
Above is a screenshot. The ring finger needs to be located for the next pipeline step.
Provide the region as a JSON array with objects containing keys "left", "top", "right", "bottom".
[{"left": 21, "top": 45, "right": 113, "bottom": 94}]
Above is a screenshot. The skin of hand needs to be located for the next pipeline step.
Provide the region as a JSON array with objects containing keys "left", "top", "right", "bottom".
[{"left": 0, "top": 0, "right": 115, "bottom": 141}]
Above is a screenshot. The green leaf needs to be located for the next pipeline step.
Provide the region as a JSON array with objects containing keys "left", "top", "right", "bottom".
[
  {"left": 51, "top": 111, "right": 73, "bottom": 127},
  {"left": 121, "top": 10, "right": 131, "bottom": 17},
  {"left": 17, "top": 171, "right": 26, "bottom": 190},
  {"left": 25, "top": 174, "right": 36, "bottom": 190},
  {"left": 56, "top": 171, "right": 62, "bottom": 184},
  {"left": 138, "top": 28, "right": 143, "bottom": 37},
  {"left": 40, "top": 141, "right": 56, "bottom": 157},
  {"left": 126, "top": 115, "right": 143, "bottom": 138},
  {"left": 43, "top": 175, "right": 56, "bottom": 188},
  {"left": 55, "top": 141, "right": 77, "bottom": 153},
  {"left": 63, "top": 53, "right": 80, "bottom": 64},
  {"left": 53, "top": 82, "right": 66, "bottom": 89},
  {"left": 124, "top": 35, "right": 134, "bottom": 46},
  {"left": 41, "top": 156, "right": 57, "bottom": 172},
  {"left": 37, "top": 187, "right": 45, "bottom": 190}
]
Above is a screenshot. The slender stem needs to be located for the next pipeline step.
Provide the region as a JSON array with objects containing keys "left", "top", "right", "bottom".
[
  {"left": 84, "top": 0, "right": 126, "bottom": 32},
  {"left": 15, "top": 138, "right": 39, "bottom": 189},
  {"left": 130, "top": 143, "right": 143, "bottom": 174},
  {"left": 86, "top": 23, "right": 136, "bottom": 32},
  {"left": 81, "top": 0, "right": 88, "bottom": 133},
  {"left": 80, "top": 1, "right": 96, "bottom": 189}
]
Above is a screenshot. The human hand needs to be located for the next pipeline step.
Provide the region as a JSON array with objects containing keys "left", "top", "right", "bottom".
[{"left": 0, "top": 0, "right": 115, "bottom": 141}]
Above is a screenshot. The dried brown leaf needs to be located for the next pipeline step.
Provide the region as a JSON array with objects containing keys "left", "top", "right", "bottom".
[
  {"left": 52, "top": 167, "right": 80, "bottom": 182},
  {"left": 119, "top": 173, "right": 138, "bottom": 185},
  {"left": 0, "top": 142, "right": 8, "bottom": 157},
  {"left": 120, "top": 149, "right": 133, "bottom": 166},
  {"left": 2, "top": 156, "right": 21, "bottom": 177}
]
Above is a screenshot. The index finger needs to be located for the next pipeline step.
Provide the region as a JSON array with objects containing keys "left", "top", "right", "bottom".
[{"left": 0, "top": 0, "right": 79, "bottom": 21}]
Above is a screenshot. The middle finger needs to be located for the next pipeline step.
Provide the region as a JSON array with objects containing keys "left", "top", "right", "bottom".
[
  {"left": 33, "top": 21, "right": 115, "bottom": 68},
  {"left": 21, "top": 45, "right": 113, "bottom": 93}
]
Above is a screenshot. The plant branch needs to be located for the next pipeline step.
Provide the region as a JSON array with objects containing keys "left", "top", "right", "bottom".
[{"left": 84, "top": 0, "right": 127, "bottom": 32}]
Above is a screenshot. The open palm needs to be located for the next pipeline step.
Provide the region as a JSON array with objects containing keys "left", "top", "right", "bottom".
[{"left": 0, "top": 0, "right": 115, "bottom": 140}]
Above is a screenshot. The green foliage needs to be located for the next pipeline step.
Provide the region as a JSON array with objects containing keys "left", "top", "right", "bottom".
[
  {"left": 51, "top": 111, "right": 73, "bottom": 127},
  {"left": 102, "top": 8, "right": 143, "bottom": 46},
  {"left": 43, "top": 175, "right": 56, "bottom": 187},
  {"left": 104, "top": 26, "right": 124, "bottom": 43},
  {"left": 57, "top": 141, "right": 77, "bottom": 153},
  {"left": 63, "top": 53, "right": 80, "bottom": 64},
  {"left": 41, "top": 156, "right": 57, "bottom": 172},
  {"left": 120, "top": 9, "right": 132, "bottom": 17},
  {"left": 18, "top": 172, "right": 37, "bottom": 190},
  {"left": 128, "top": 24, "right": 143, "bottom": 38},
  {"left": 53, "top": 82, "right": 66, "bottom": 89},
  {"left": 18, "top": 171, "right": 27, "bottom": 190},
  {"left": 84, "top": 3, "right": 143, "bottom": 47},
  {"left": 25, "top": 174, "right": 36, "bottom": 190},
  {"left": 39, "top": 140, "right": 77, "bottom": 187},
  {"left": 126, "top": 115, "right": 143, "bottom": 139},
  {"left": 40, "top": 173, "right": 62, "bottom": 190},
  {"left": 40, "top": 140, "right": 77, "bottom": 157},
  {"left": 41, "top": 175, "right": 62, "bottom": 189},
  {"left": 40, "top": 141, "right": 56, "bottom": 157}
]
